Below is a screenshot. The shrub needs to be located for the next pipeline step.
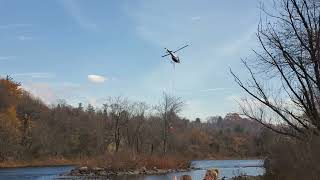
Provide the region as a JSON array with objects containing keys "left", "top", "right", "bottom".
[{"left": 264, "top": 135, "right": 320, "bottom": 180}]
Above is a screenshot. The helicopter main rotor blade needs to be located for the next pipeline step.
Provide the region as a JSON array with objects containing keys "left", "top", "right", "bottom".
[
  {"left": 173, "top": 44, "right": 189, "bottom": 53},
  {"left": 161, "top": 53, "right": 170, "bottom": 57}
]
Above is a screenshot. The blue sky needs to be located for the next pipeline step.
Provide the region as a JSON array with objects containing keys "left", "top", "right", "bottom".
[{"left": 0, "top": 0, "right": 265, "bottom": 120}]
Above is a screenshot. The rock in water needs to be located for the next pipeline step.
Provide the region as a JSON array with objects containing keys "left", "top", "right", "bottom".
[{"left": 78, "top": 166, "right": 89, "bottom": 174}]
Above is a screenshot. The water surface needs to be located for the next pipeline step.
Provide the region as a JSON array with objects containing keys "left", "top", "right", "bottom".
[{"left": 0, "top": 159, "right": 264, "bottom": 180}]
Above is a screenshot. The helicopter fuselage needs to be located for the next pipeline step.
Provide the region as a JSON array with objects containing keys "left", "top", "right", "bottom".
[{"left": 166, "top": 49, "right": 180, "bottom": 63}]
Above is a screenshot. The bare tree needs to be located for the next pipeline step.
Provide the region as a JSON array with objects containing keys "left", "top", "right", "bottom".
[
  {"left": 104, "top": 97, "right": 131, "bottom": 152},
  {"left": 231, "top": 0, "right": 320, "bottom": 139},
  {"left": 156, "top": 93, "right": 184, "bottom": 155},
  {"left": 129, "top": 102, "right": 148, "bottom": 153}
]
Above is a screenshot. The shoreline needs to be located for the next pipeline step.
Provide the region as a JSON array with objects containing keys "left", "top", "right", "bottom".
[
  {"left": 0, "top": 159, "right": 265, "bottom": 179},
  {"left": 192, "top": 157, "right": 265, "bottom": 161},
  {"left": 232, "top": 175, "right": 264, "bottom": 180},
  {"left": 0, "top": 157, "right": 265, "bottom": 169},
  {"left": 65, "top": 166, "right": 199, "bottom": 177},
  {"left": 0, "top": 158, "right": 79, "bottom": 169},
  {"left": 0, "top": 163, "right": 75, "bottom": 169}
]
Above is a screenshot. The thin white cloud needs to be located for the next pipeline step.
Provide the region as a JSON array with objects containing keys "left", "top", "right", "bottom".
[
  {"left": 23, "top": 83, "right": 57, "bottom": 103},
  {"left": 225, "top": 94, "right": 241, "bottom": 102},
  {"left": 22, "top": 81, "right": 82, "bottom": 105},
  {"left": 110, "top": 77, "right": 118, "bottom": 81},
  {"left": 191, "top": 16, "right": 201, "bottom": 21},
  {"left": 216, "top": 24, "right": 257, "bottom": 56},
  {"left": 88, "top": 74, "right": 106, "bottom": 83},
  {"left": 0, "top": 56, "right": 15, "bottom": 60},
  {"left": 199, "top": 88, "right": 229, "bottom": 92},
  {"left": 12, "top": 72, "right": 56, "bottom": 79},
  {"left": 17, "top": 35, "right": 33, "bottom": 41},
  {"left": 177, "top": 88, "right": 230, "bottom": 95},
  {"left": 61, "top": 0, "right": 98, "bottom": 31},
  {"left": 0, "top": 23, "right": 32, "bottom": 29}
]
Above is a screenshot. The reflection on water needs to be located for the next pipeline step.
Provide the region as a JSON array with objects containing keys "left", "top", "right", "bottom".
[
  {"left": 0, "top": 160, "right": 264, "bottom": 180},
  {"left": 0, "top": 166, "right": 74, "bottom": 180}
]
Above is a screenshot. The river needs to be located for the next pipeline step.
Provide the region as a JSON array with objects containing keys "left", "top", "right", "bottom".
[{"left": 0, "top": 159, "right": 264, "bottom": 180}]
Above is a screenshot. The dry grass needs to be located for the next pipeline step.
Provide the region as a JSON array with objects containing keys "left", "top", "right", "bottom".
[
  {"left": 85, "top": 152, "right": 190, "bottom": 171},
  {"left": 264, "top": 136, "right": 320, "bottom": 180},
  {"left": 0, "top": 157, "right": 80, "bottom": 168},
  {"left": 0, "top": 153, "right": 190, "bottom": 171}
]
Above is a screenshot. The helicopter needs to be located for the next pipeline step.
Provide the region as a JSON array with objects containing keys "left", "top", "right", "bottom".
[{"left": 161, "top": 44, "right": 189, "bottom": 63}]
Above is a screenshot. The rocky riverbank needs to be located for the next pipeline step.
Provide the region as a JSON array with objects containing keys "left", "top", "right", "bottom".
[
  {"left": 232, "top": 175, "right": 263, "bottom": 180},
  {"left": 66, "top": 166, "right": 198, "bottom": 177}
]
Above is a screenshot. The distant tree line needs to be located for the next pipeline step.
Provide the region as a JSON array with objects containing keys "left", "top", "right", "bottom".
[{"left": 0, "top": 76, "right": 266, "bottom": 162}]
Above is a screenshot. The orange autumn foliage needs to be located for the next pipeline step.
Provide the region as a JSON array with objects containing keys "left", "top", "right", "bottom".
[
  {"left": 0, "top": 77, "right": 22, "bottom": 160},
  {"left": 0, "top": 77, "right": 22, "bottom": 112}
]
